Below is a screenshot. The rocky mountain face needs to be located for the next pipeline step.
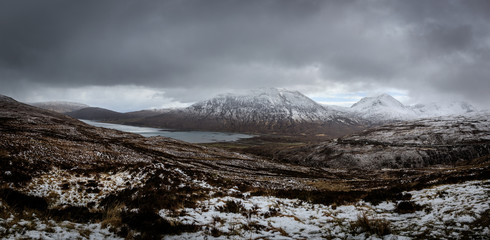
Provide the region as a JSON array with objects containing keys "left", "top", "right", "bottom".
[
  {"left": 330, "top": 94, "right": 478, "bottom": 123},
  {"left": 30, "top": 101, "right": 89, "bottom": 113},
  {"left": 130, "top": 88, "right": 365, "bottom": 137},
  {"left": 275, "top": 113, "right": 490, "bottom": 169}
]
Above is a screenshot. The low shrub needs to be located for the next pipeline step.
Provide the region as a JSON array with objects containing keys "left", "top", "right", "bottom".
[{"left": 395, "top": 201, "right": 424, "bottom": 214}]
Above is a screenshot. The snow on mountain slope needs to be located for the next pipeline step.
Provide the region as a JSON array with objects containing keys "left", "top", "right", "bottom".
[
  {"left": 330, "top": 94, "right": 479, "bottom": 123},
  {"left": 187, "top": 88, "right": 339, "bottom": 122},
  {"left": 350, "top": 94, "right": 417, "bottom": 122},
  {"left": 131, "top": 88, "right": 364, "bottom": 136}
]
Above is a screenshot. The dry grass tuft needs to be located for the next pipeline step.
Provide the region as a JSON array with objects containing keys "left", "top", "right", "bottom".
[
  {"left": 101, "top": 202, "right": 125, "bottom": 229},
  {"left": 350, "top": 212, "right": 391, "bottom": 236},
  {"left": 309, "top": 180, "right": 352, "bottom": 191},
  {"left": 215, "top": 200, "right": 245, "bottom": 214}
]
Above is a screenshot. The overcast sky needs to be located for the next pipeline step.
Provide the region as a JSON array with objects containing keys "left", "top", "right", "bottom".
[{"left": 1, "top": 0, "right": 489, "bottom": 112}]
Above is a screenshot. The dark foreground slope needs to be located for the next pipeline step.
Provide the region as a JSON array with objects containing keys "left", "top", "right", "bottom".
[
  {"left": 275, "top": 114, "right": 490, "bottom": 169},
  {"left": 1, "top": 95, "right": 489, "bottom": 239}
]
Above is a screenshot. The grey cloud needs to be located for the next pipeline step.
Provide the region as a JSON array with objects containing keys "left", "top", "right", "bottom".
[{"left": 0, "top": 0, "right": 489, "bottom": 108}]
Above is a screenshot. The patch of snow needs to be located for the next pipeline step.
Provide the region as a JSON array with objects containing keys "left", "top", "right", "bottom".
[
  {"left": 22, "top": 167, "right": 149, "bottom": 208},
  {"left": 163, "top": 180, "right": 490, "bottom": 239}
]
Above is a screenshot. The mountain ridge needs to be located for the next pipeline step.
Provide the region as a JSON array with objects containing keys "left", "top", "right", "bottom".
[
  {"left": 127, "top": 88, "right": 364, "bottom": 137},
  {"left": 326, "top": 93, "right": 479, "bottom": 123}
]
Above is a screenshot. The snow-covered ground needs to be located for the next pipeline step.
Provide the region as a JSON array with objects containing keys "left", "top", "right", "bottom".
[
  {"left": 21, "top": 167, "right": 151, "bottom": 208},
  {"left": 1, "top": 180, "right": 488, "bottom": 239},
  {"left": 0, "top": 213, "right": 121, "bottom": 240},
  {"left": 162, "top": 180, "right": 489, "bottom": 239}
]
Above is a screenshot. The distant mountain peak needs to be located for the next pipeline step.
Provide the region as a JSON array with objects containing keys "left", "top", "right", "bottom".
[
  {"left": 335, "top": 93, "right": 481, "bottom": 123},
  {"left": 348, "top": 94, "right": 414, "bottom": 122},
  {"left": 218, "top": 88, "right": 309, "bottom": 103},
  {"left": 188, "top": 88, "right": 329, "bottom": 121},
  {"left": 351, "top": 94, "right": 405, "bottom": 109}
]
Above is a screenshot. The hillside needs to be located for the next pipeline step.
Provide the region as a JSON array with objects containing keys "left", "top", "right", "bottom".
[
  {"left": 1, "top": 94, "right": 489, "bottom": 239},
  {"left": 30, "top": 101, "right": 89, "bottom": 113},
  {"left": 65, "top": 107, "right": 127, "bottom": 120},
  {"left": 66, "top": 108, "right": 171, "bottom": 122},
  {"left": 275, "top": 114, "right": 490, "bottom": 169}
]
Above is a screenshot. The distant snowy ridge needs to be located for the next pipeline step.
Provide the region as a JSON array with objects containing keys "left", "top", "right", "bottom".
[
  {"left": 328, "top": 93, "right": 478, "bottom": 123},
  {"left": 410, "top": 101, "right": 476, "bottom": 117}
]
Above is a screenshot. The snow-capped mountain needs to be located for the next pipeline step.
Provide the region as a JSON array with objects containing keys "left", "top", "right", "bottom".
[
  {"left": 188, "top": 88, "right": 340, "bottom": 122},
  {"left": 31, "top": 101, "right": 89, "bottom": 113},
  {"left": 349, "top": 94, "right": 418, "bottom": 122},
  {"left": 131, "top": 88, "right": 363, "bottom": 136},
  {"left": 330, "top": 94, "right": 479, "bottom": 123}
]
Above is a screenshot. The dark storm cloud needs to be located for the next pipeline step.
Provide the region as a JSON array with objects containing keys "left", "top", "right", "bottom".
[
  {"left": 1, "top": 0, "right": 489, "bottom": 107},
  {"left": 0, "top": 0, "right": 326, "bottom": 86}
]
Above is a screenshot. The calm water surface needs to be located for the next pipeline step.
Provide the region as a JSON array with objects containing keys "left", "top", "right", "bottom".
[{"left": 81, "top": 119, "right": 253, "bottom": 143}]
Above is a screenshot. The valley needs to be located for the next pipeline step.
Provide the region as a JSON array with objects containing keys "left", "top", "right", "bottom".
[{"left": 1, "top": 92, "right": 489, "bottom": 239}]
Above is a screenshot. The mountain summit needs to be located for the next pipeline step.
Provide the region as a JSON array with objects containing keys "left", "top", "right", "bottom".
[
  {"left": 351, "top": 94, "right": 405, "bottom": 109},
  {"left": 350, "top": 94, "right": 417, "bottom": 122},
  {"left": 188, "top": 88, "right": 336, "bottom": 122}
]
